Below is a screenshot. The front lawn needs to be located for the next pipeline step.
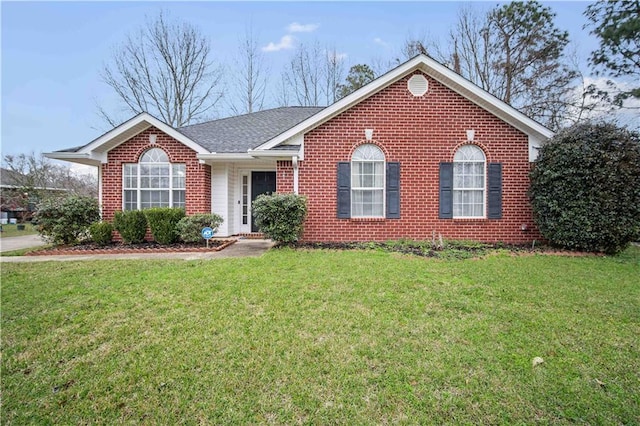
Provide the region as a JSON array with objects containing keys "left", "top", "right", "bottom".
[
  {"left": 2, "top": 247, "right": 639, "bottom": 424},
  {"left": 0, "top": 223, "right": 37, "bottom": 238}
]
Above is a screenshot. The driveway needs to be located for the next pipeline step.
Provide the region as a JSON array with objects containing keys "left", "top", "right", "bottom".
[{"left": 0, "top": 234, "right": 46, "bottom": 253}]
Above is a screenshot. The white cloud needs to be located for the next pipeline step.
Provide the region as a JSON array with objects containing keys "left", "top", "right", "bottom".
[
  {"left": 373, "top": 37, "right": 390, "bottom": 48},
  {"left": 262, "top": 35, "right": 295, "bottom": 52},
  {"left": 287, "top": 22, "right": 319, "bottom": 33}
]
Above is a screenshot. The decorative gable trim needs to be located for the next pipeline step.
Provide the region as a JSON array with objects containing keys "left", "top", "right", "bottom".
[
  {"left": 253, "top": 54, "right": 554, "bottom": 156},
  {"left": 47, "top": 113, "right": 209, "bottom": 166}
]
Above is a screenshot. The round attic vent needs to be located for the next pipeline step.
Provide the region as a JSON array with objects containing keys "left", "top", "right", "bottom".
[{"left": 408, "top": 74, "right": 428, "bottom": 96}]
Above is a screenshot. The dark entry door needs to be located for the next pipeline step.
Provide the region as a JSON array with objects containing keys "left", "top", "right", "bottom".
[{"left": 251, "top": 171, "right": 276, "bottom": 232}]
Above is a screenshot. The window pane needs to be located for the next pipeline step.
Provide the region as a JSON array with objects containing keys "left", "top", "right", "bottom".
[
  {"left": 453, "top": 145, "right": 485, "bottom": 217},
  {"left": 453, "top": 190, "right": 484, "bottom": 217},
  {"left": 140, "top": 148, "right": 169, "bottom": 163},
  {"left": 141, "top": 190, "right": 169, "bottom": 209},
  {"left": 124, "top": 190, "right": 137, "bottom": 211},
  {"left": 172, "top": 190, "right": 185, "bottom": 208},
  {"left": 352, "top": 144, "right": 384, "bottom": 161},
  {"left": 352, "top": 161, "right": 384, "bottom": 189},
  {"left": 352, "top": 189, "right": 383, "bottom": 217},
  {"left": 172, "top": 165, "right": 186, "bottom": 188}
]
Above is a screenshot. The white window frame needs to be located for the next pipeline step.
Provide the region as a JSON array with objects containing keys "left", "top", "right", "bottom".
[
  {"left": 122, "top": 148, "right": 186, "bottom": 211},
  {"left": 351, "top": 144, "right": 385, "bottom": 218},
  {"left": 453, "top": 144, "right": 486, "bottom": 218}
]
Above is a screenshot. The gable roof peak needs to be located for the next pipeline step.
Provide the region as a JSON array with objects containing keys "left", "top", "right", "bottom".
[{"left": 253, "top": 53, "right": 553, "bottom": 152}]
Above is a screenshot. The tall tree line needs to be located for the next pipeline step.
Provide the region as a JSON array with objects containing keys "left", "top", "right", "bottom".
[{"left": 97, "top": 2, "right": 638, "bottom": 131}]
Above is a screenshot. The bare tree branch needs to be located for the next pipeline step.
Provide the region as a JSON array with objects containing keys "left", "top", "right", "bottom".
[
  {"left": 98, "top": 11, "right": 223, "bottom": 127},
  {"left": 229, "top": 25, "right": 269, "bottom": 115}
]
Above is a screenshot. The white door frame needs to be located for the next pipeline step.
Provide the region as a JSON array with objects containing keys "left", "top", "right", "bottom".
[{"left": 235, "top": 168, "right": 276, "bottom": 234}]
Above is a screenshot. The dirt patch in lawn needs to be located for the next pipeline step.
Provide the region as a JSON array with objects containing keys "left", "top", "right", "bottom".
[{"left": 26, "top": 239, "right": 236, "bottom": 256}]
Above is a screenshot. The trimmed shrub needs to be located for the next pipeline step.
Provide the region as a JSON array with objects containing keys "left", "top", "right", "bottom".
[
  {"left": 89, "top": 222, "right": 114, "bottom": 246},
  {"left": 529, "top": 121, "right": 640, "bottom": 254},
  {"left": 113, "top": 210, "right": 148, "bottom": 244},
  {"left": 176, "top": 213, "right": 224, "bottom": 243},
  {"left": 34, "top": 195, "right": 100, "bottom": 245},
  {"left": 252, "top": 193, "right": 307, "bottom": 243},
  {"left": 144, "top": 207, "right": 185, "bottom": 244}
]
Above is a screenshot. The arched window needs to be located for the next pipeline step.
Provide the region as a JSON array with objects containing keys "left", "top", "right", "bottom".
[
  {"left": 123, "top": 148, "right": 186, "bottom": 210},
  {"left": 453, "top": 145, "right": 485, "bottom": 217},
  {"left": 351, "top": 144, "right": 385, "bottom": 217}
]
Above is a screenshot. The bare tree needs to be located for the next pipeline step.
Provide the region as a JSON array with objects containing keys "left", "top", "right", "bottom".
[
  {"left": 99, "top": 11, "right": 223, "bottom": 127},
  {"left": 229, "top": 26, "right": 269, "bottom": 115},
  {"left": 282, "top": 42, "right": 324, "bottom": 106},
  {"left": 408, "top": 2, "right": 578, "bottom": 130},
  {"left": 279, "top": 42, "right": 347, "bottom": 107},
  {"left": 323, "top": 47, "right": 346, "bottom": 105},
  {"left": 2, "top": 153, "right": 97, "bottom": 222}
]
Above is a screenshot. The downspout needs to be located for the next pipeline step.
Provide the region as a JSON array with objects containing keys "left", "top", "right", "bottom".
[{"left": 292, "top": 156, "right": 299, "bottom": 195}]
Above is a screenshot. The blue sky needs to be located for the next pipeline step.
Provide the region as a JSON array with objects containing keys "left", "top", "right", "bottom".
[{"left": 2, "top": 1, "right": 597, "bottom": 161}]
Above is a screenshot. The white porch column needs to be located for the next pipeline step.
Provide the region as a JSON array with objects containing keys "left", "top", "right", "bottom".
[{"left": 293, "top": 156, "right": 299, "bottom": 195}]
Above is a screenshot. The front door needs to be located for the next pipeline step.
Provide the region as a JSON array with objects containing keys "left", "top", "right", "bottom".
[{"left": 251, "top": 171, "right": 276, "bottom": 232}]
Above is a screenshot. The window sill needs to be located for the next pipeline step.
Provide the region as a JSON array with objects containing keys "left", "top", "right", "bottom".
[
  {"left": 349, "top": 217, "right": 386, "bottom": 222},
  {"left": 452, "top": 217, "right": 487, "bottom": 221}
]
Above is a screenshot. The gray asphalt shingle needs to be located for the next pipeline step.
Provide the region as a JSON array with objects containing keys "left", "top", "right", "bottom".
[{"left": 177, "top": 106, "right": 324, "bottom": 153}]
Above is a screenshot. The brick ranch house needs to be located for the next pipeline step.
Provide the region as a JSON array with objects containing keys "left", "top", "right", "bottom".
[{"left": 47, "top": 55, "right": 553, "bottom": 243}]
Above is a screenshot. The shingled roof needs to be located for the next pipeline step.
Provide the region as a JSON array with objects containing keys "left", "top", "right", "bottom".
[{"left": 177, "top": 106, "right": 324, "bottom": 153}]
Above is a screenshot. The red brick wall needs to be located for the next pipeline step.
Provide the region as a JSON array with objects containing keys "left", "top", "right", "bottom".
[
  {"left": 101, "top": 126, "right": 211, "bottom": 223},
  {"left": 278, "top": 71, "right": 542, "bottom": 243}
]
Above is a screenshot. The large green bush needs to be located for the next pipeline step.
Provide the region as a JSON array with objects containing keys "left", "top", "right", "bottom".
[
  {"left": 144, "top": 208, "right": 185, "bottom": 244},
  {"left": 252, "top": 193, "right": 307, "bottom": 244},
  {"left": 113, "top": 210, "right": 148, "bottom": 244},
  {"left": 176, "top": 213, "right": 224, "bottom": 243},
  {"left": 89, "top": 222, "right": 114, "bottom": 246},
  {"left": 34, "top": 195, "right": 100, "bottom": 245},
  {"left": 529, "top": 121, "right": 640, "bottom": 254}
]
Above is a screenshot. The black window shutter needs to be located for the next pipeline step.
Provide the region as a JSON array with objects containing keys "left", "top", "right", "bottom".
[
  {"left": 439, "top": 162, "right": 453, "bottom": 219},
  {"left": 487, "top": 163, "right": 502, "bottom": 219},
  {"left": 337, "top": 162, "right": 351, "bottom": 218},
  {"left": 386, "top": 162, "right": 400, "bottom": 219}
]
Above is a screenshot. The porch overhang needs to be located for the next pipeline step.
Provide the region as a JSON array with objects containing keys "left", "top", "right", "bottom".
[
  {"left": 44, "top": 151, "right": 104, "bottom": 167},
  {"left": 197, "top": 148, "right": 301, "bottom": 164}
]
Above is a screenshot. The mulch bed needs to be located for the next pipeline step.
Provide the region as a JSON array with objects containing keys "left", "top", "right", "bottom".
[
  {"left": 26, "top": 239, "right": 236, "bottom": 256},
  {"left": 288, "top": 241, "right": 602, "bottom": 258}
]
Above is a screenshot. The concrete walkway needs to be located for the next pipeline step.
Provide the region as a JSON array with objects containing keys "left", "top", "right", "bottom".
[
  {"left": 0, "top": 238, "right": 275, "bottom": 263},
  {"left": 0, "top": 234, "right": 47, "bottom": 253}
]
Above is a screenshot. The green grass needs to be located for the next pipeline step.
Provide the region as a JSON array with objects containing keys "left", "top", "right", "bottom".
[
  {"left": 0, "top": 223, "right": 37, "bottom": 238},
  {"left": 2, "top": 247, "right": 639, "bottom": 424}
]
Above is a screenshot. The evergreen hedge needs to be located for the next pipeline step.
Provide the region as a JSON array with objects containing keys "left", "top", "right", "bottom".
[
  {"left": 529, "top": 121, "right": 640, "bottom": 254},
  {"left": 34, "top": 195, "right": 100, "bottom": 245},
  {"left": 113, "top": 210, "right": 148, "bottom": 244},
  {"left": 252, "top": 193, "right": 307, "bottom": 244},
  {"left": 144, "top": 208, "right": 185, "bottom": 244}
]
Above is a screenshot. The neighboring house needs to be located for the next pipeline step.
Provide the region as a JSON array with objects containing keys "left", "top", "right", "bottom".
[
  {"left": 47, "top": 55, "right": 553, "bottom": 243},
  {"left": 0, "top": 168, "right": 67, "bottom": 223}
]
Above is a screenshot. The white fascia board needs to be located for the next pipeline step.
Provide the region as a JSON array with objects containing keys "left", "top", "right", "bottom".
[
  {"left": 79, "top": 112, "right": 209, "bottom": 155},
  {"left": 247, "top": 149, "right": 299, "bottom": 160},
  {"left": 256, "top": 54, "right": 554, "bottom": 151},
  {"left": 44, "top": 151, "right": 105, "bottom": 166},
  {"left": 197, "top": 153, "right": 255, "bottom": 162}
]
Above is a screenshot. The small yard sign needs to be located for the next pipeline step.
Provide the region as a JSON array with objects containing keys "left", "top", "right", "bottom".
[{"left": 201, "top": 227, "right": 214, "bottom": 248}]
